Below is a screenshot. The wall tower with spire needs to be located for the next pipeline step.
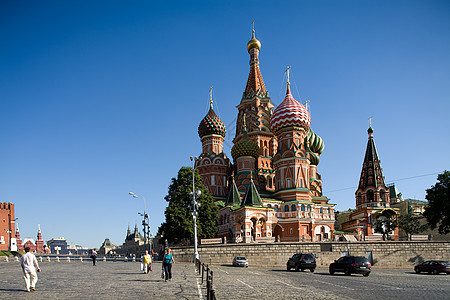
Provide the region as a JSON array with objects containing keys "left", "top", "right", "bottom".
[{"left": 342, "top": 125, "right": 399, "bottom": 240}]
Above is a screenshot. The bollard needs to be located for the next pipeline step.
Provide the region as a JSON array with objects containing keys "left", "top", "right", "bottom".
[
  {"left": 5, "top": 256, "right": 8, "bottom": 262},
  {"left": 39, "top": 256, "right": 43, "bottom": 262},
  {"left": 103, "top": 256, "right": 106, "bottom": 262},
  {"left": 132, "top": 256, "right": 136, "bottom": 262},
  {"left": 67, "top": 256, "right": 71, "bottom": 262},
  {"left": 47, "top": 256, "right": 51, "bottom": 262},
  {"left": 80, "top": 257, "right": 83, "bottom": 263},
  {"left": 56, "top": 256, "right": 60, "bottom": 262}
]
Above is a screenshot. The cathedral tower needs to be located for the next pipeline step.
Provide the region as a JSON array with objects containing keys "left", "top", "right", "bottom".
[
  {"left": 270, "top": 71, "right": 311, "bottom": 201},
  {"left": 234, "top": 30, "right": 277, "bottom": 191},
  {"left": 196, "top": 89, "right": 231, "bottom": 198}
]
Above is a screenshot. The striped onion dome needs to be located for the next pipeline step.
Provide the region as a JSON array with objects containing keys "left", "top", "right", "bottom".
[
  {"left": 198, "top": 103, "right": 226, "bottom": 139},
  {"left": 306, "top": 128, "right": 324, "bottom": 166},
  {"left": 270, "top": 86, "right": 311, "bottom": 134}
]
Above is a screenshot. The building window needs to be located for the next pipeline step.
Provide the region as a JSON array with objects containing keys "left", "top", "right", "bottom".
[
  {"left": 211, "top": 175, "right": 215, "bottom": 185},
  {"left": 274, "top": 205, "right": 278, "bottom": 212},
  {"left": 301, "top": 204, "right": 305, "bottom": 212},
  {"left": 285, "top": 205, "right": 289, "bottom": 212},
  {"left": 291, "top": 205, "right": 297, "bottom": 211},
  {"left": 307, "top": 205, "right": 311, "bottom": 212},
  {"left": 267, "top": 204, "right": 272, "bottom": 208},
  {"left": 319, "top": 207, "right": 323, "bottom": 214}
]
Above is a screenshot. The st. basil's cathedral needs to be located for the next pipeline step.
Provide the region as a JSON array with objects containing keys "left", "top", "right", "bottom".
[{"left": 195, "top": 30, "right": 336, "bottom": 243}]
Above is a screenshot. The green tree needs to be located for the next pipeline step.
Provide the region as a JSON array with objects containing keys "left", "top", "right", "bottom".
[
  {"left": 158, "top": 166, "right": 218, "bottom": 244},
  {"left": 423, "top": 170, "right": 450, "bottom": 234},
  {"left": 397, "top": 215, "right": 428, "bottom": 240},
  {"left": 374, "top": 217, "right": 398, "bottom": 241}
]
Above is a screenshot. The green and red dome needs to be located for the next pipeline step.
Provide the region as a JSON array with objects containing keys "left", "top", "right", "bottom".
[{"left": 198, "top": 105, "right": 226, "bottom": 139}]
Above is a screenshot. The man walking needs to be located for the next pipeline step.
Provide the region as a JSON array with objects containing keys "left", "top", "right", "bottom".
[{"left": 20, "top": 247, "right": 41, "bottom": 292}]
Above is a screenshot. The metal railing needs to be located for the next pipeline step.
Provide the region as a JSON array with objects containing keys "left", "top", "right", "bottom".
[{"left": 195, "top": 258, "right": 215, "bottom": 300}]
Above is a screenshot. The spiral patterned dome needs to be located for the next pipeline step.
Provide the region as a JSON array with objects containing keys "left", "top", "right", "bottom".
[
  {"left": 307, "top": 129, "right": 324, "bottom": 155},
  {"left": 270, "top": 86, "right": 311, "bottom": 134},
  {"left": 198, "top": 104, "right": 226, "bottom": 139},
  {"left": 231, "top": 127, "right": 260, "bottom": 161},
  {"left": 306, "top": 128, "right": 324, "bottom": 166}
]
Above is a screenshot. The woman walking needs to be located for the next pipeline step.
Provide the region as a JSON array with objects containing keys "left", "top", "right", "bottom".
[{"left": 162, "top": 248, "right": 175, "bottom": 282}]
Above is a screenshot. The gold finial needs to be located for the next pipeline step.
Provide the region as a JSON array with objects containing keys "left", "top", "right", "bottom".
[
  {"left": 247, "top": 20, "right": 261, "bottom": 52},
  {"left": 209, "top": 86, "right": 213, "bottom": 108},
  {"left": 242, "top": 113, "right": 247, "bottom": 132},
  {"left": 305, "top": 100, "right": 310, "bottom": 112},
  {"left": 368, "top": 116, "right": 373, "bottom": 128},
  {"left": 285, "top": 66, "right": 291, "bottom": 87}
]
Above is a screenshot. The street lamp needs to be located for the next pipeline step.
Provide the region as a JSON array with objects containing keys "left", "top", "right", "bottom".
[
  {"left": 190, "top": 156, "right": 201, "bottom": 263},
  {"left": 129, "top": 192, "right": 150, "bottom": 253}
]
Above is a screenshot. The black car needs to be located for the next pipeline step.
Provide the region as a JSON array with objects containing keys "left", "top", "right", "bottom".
[
  {"left": 329, "top": 256, "right": 371, "bottom": 276},
  {"left": 414, "top": 260, "right": 450, "bottom": 275},
  {"left": 287, "top": 253, "right": 316, "bottom": 272}
]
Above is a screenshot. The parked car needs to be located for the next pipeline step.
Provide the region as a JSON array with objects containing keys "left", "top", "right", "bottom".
[
  {"left": 329, "top": 256, "right": 371, "bottom": 276},
  {"left": 414, "top": 261, "right": 450, "bottom": 275},
  {"left": 286, "top": 253, "right": 316, "bottom": 272},
  {"left": 233, "top": 256, "right": 248, "bottom": 267}
]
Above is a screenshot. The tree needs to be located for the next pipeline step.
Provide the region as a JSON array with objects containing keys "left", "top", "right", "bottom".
[
  {"left": 374, "top": 217, "right": 398, "bottom": 241},
  {"left": 158, "top": 166, "right": 218, "bottom": 245},
  {"left": 423, "top": 170, "right": 450, "bottom": 234},
  {"left": 397, "top": 215, "right": 428, "bottom": 240}
]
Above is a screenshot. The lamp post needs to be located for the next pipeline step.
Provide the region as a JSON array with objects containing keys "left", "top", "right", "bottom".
[
  {"left": 129, "top": 192, "right": 150, "bottom": 253},
  {"left": 190, "top": 156, "right": 201, "bottom": 263}
]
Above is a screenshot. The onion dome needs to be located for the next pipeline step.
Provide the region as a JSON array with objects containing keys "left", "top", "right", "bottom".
[
  {"left": 307, "top": 129, "right": 324, "bottom": 155},
  {"left": 198, "top": 101, "right": 226, "bottom": 139},
  {"left": 231, "top": 116, "right": 260, "bottom": 160},
  {"left": 306, "top": 129, "right": 324, "bottom": 166},
  {"left": 270, "top": 85, "right": 311, "bottom": 134},
  {"left": 247, "top": 29, "right": 261, "bottom": 52}
]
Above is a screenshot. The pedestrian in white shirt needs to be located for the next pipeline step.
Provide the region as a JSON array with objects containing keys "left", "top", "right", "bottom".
[{"left": 20, "top": 247, "right": 41, "bottom": 292}]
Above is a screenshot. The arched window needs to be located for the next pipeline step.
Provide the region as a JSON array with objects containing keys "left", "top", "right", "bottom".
[
  {"left": 367, "top": 190, "right": 374, "bottom": 202},
  {"left": 380, "top": 190, "right": 385, "bottom": 202},
  {"left": 285, "top": 205, "right": 289, "bottom": 212},
  {"left": 307, "top": 205, "right": 311, "bottom": 212},
  {"left": 267, "top": 204, "right": 272, "bottom": 208},
  {"left": 274, "top": 205, "right": 278, "bottom": 212},
  {"left": 301, "top": 204, "right": 305, "bottom": 212},
  {"left": 291, "top": 204, "right": 297, "bottom": 211},
  {"left": 357, "top": 193, "right": 362, "bottom": 205},
  {"left": 319, "top": 207, "right": 323, "bottom": 214}
]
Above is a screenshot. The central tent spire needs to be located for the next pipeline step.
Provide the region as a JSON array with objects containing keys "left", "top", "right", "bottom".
[{"left": 244, "top": 25, "right": 267, "bottom": 99}]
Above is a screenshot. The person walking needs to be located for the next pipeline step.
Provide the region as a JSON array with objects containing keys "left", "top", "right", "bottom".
[
  {"left": 142, "top": 250, "right": 152, "bottom": 274},
  {"left": 162, "top": 248, "right": 175, "bottom": 282},
  {"left": 91, "top": 249, "right": 97, "bottom": 266},
  {"left": 20, "top": 247, "right": 41, "bottom": 292}
]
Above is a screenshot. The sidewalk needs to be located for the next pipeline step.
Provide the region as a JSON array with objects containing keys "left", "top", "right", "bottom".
[{"left": 0, "top": 260, "right": 203, "bottom": 299}]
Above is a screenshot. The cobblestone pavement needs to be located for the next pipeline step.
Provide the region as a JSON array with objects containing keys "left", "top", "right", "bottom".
[
  {"left": 0, "top": 261, "right": 203, "bottom": 299},
  {"left": 2, "top": 261, "right": 449, "bottom": 299},
  {"left": 210, "top": 265, "right": 450, "bottom": 299}
]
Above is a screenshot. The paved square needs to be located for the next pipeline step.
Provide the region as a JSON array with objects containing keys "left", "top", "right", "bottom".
[{"left": 0, "top": 260, "right": 203, "bottom": 299}]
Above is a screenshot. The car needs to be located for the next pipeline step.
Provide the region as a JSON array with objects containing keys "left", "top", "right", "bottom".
[
  {"left": 414, "top": 260, "right": 450, "bottom": 275},
  {"left": 286, "top": 253, "right": 316, "bottom": 272},
  {"left": 232, "top": 256, "right": 248, "bottom": 267},
  {"left": 329, "top": 256, "right": 371, "bottom": 276}
]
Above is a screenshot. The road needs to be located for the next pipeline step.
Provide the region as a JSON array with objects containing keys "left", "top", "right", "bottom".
[
  {"left": 211, "top": 265, "right": 450, "bottom": 299},
  {"left": 1, "top": 260, "right": 449, "bottom": 299}
]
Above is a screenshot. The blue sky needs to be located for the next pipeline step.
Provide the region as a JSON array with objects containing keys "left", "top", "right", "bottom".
[{"left": 1, "top": 0, "right": 449, "bottom": 248}]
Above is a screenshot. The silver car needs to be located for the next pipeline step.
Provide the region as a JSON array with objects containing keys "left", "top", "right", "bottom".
[{"left": 233, "top": 256, "right": 248, "bottom": 267}]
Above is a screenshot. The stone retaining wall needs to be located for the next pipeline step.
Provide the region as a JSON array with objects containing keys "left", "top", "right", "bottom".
[{"left": 171, "top": 241, "right": 450, "bottom": 267}]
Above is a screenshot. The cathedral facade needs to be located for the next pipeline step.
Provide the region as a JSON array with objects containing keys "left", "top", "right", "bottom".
[{"left": 196, "top": 31, "right": 335, "bottom": 243}]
